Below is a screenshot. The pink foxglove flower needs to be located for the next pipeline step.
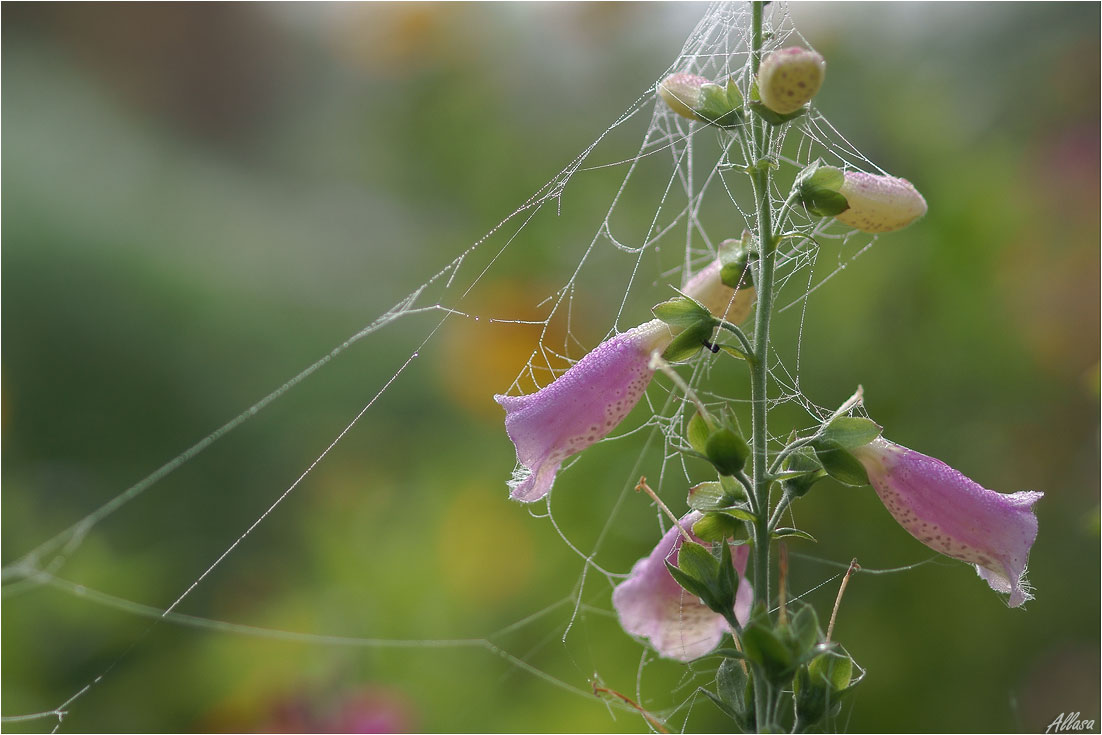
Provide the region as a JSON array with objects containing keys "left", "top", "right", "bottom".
[
  {"left": 495, "top": 259, "right": 753, "bottom": 502},
  {"left": 658, "top": 72, "right": 709, "bottom": 120},
  {"left": 852, "top": 437, "right": 1042, "bottom": 607},
  {"left": 613, "top": 511, "right": 753, "bottom": 662},
  {"left": 757, "top": 47, "right": 826, "bottom": 115},
  {"left": 834, "top": 171, "right": 927, "bottom": 233}
]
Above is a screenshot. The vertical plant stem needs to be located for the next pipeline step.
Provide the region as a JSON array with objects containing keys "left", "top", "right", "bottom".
[
  {"left": 748, "top": 3, "right": 778, "bottom": 729},
  {"left": 748, "top": 0, "right": 776, "bottom": 618}
]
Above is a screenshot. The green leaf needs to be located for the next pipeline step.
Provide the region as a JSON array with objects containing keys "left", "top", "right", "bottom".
[
  {"left": 715, "top": 658, "right": 747, "bottom": 715},
  {"left": 652, "top": 295, "right": 713, "bottom": 329},
  {"left": 687, "top": 481, "right": 738, "bottom": 512},
  {"left": 726, "top": 507, "right": 757, "bottom": 523},
  {"left": 706, "top": 428, "right": 750, "bottom": 475},
  {"left": 662, "top": 322, "right": 714, "bottom": 362},
  {"left": 748, "top": 100, "right": 808, "bottom": 126},
  {"left": 813, "top": 440, "right": 871, "bottom": 486},
  {"left": 686, "top": 411, "right": 711, "bottom": 455},
  {"left": 819, "top": 416, "right": 881, "bottom": 450},
  {"left": 772, "top": 527, "right": 817, "bottom": 543},
  {"left": 693, "top": 512, "right": 742, "bottom": 542}
]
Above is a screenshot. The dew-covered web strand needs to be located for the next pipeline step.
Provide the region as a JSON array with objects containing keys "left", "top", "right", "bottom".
[{"left": 1, "top": 18, "right": 690, "bottom": 729}]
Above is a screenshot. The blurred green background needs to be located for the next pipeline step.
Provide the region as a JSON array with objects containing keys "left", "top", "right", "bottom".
[{"left": 2, "top": 3, "right": 1098, "bottom": 733}]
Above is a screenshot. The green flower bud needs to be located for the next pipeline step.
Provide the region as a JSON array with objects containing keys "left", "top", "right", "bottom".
[
  {"left": 757, "top": 47, "right": 825, "bottom": 115},
  {"left": 658, "top": 72, "right": 709, "bottom": 119}
]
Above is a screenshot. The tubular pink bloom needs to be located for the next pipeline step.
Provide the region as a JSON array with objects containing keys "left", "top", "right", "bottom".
[
  {"left": 495, "top": 259, "right": 754, "bottom": 503},
  {"left": 613, "top": 511, "right": 753, "bottom": 662},
  {"left": 834, "top": 171, "right": 928, "bottom": 233},
  {"left": 852, "top": 437, "right": 1042, "bottom": 607},
  {"left": 658, "top": 72, "right": 709, "bottom": 119},
  {"left": 757, "top": 47, "right": 826, "bottom": 115},
  {"left": 495, "top": 319, "right": 672, "bottom": 502}
]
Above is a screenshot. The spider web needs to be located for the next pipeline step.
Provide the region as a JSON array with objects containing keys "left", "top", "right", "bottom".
[{"left": 1, "top": 4, "right": 939, "bottom": 732}]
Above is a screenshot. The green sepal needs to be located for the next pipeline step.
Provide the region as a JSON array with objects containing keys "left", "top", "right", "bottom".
[
  {"left": 740, "top": 619, "right": 795, "bottom": 685},
  {"left": 809, "top": 650, "right": 854, "bottom": 692},
  {"left": 698, "top": 688, "right": 740, "bottom": 722},
  {"left": 686, "top": 411, "right": 711, "bottom": 455},
  {"left": 662, "top": 321, "right": 714, "bottom": 362},
  {"left": 748, "top": 100, "right": 808, "bottom": 126},
  {"left": 795, "top": 162, "right": 844, "bottom": 192},
  {"left": 717, "top": 343, "right": 750, "bottom": 361},
  {"left": 780, "top": 447, "right": 826, "bottom": 498},
  {"left": 653, "top": 294, "right": 714, "bottom": 330},
  {"left": 802, "top": 189, "right": 850, "bottom": 217},
  {"left": 706, "top": 428, "right": 750, "bottom": 476},
  {"left": 786, "top": 604, "right": 823, "bottom": 660},
  {"left": 719, "top": 235, "right": 753, "bottom": 290},
  {"left": 687, "top": 481, "right": 740, "bottom": 512},
  {"left": 772, "top": 527, "right": 817, "bottom": 543},
  {"left": 665, "top": 560, "right": 718, "bottom": 609},
  {"left": 693, "top": 512, "right": 742, "bottom": 542},
  {"left": 812, "top": 439, "right": 871, "bottom": 486},
  {"left": 793, "top": 666, "right": 829, "bottom": 729},
  {"left": 676, "top": 540, "right": 719, "bottom": 585},
  {"left": 793, "top": 161, "right": 851, "bottom": 217},
  {"left": 725, "top": 507, "right": 757, "bottom": 523},
  {"left": 695, "top": 80, "right": 743, "bottom": 128},
  {"left": 666, "top": 540, "right": 734, "bottom": 614},
  {"left": 819, "top": 416, "right": 882, "bottom": 450},
  {"left": 725, "top": 77, "right": 744, "bottom": 107},
  {"left": 703, "top": 647, "right": 747, "bottom": 660}
]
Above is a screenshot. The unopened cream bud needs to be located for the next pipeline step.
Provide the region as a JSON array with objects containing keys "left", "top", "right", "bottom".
[
  {"left": 658, "top": 73, "right": 709, "bottom": 119},
  {"left": 757, "top": 47, "right": 825, "bottom": 115},
  {"left": 835, "top": 172, "right": 928, "bottom": 233}
]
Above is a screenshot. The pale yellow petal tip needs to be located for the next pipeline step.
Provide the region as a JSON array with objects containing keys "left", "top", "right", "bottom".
[{"left": 758, "top": 47, "right": 825, "bottom": 115}]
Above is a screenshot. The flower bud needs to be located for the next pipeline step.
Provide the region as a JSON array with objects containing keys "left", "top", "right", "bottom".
[
  {"left": 757, "top": 47, "right": 825, "bottom": 115},
  {"left": 658, "top": 73, "right": 708, "bottom": 119},
  {"left": 834, "top": 171, "right": 928, "bottom": 233}
]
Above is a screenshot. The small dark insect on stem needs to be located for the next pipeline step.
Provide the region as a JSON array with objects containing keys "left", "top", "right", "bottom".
[
  {"left": 592, "top": 682, "right": 670, "bottom": 734},
  {"left": 702, "top": 339, "right": 722, "bottom": 353}
]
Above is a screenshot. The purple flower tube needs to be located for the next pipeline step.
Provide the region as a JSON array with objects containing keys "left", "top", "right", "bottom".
[
  {"left": 852, "top": 437, "right": 1042, "bottom": 607},
  {"left": 613, "top": 510, "right": 752, "bottom": 662},
  {"left": 495, "top": 258, "right": 754, "bottom": 502}
]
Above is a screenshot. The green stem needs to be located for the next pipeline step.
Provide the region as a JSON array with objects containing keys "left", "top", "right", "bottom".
[{"left": 748, "top": 0, "right": 775, "bottom": 623}]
